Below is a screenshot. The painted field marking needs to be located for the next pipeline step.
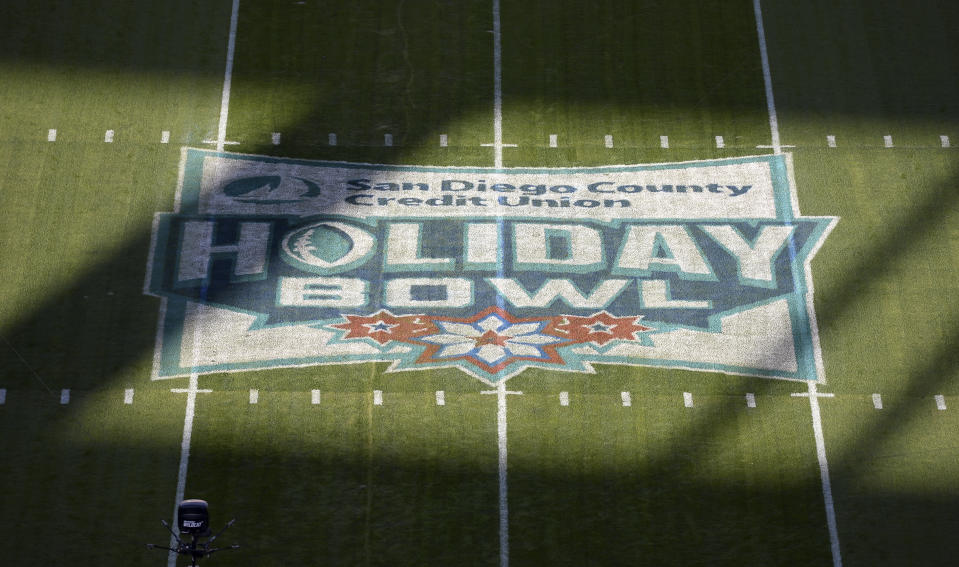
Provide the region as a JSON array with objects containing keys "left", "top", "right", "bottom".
[
  {"left": 604, "top": 134, "right": 613, "bottom": 148},
  {"left": 935, "top": 395, "right": 947, "bottom": 411},
  {"left": 621, "top": 391, "right": 631, "bottom": 407},
  {"left": 60, "top": 389, "right": 70, "bottom": 405},
  {"left": 549, "top": 134, "right": 557, "bottom": 148},
  {"left": 756, "top": 144, "right": 795, "bottom": 149},
  {"left": 249, "top": 389, "right": 259, "bottom": 404},
  {"left": 328, "top": 133, "right": 337, "bottom": 146},
  {"left": 271, "top": 132, "right": 281, "bottom": 145},
  {"left": 683, "top": 392, "right": 694, "bottom": 408},
  {"left": 0, "top": 388, "right": 6, "bottom": 405},
  {"left": 872, "top": 393, "right": 883, "bottom": 410},
  {"left": 47, "top": 129, "right": 57, "bottom": 142},
  {"left": 436, "top": 390, "right": 445, "bottom": 406},
  {"left": 660, "top": 135, "right": 669, "bottom": 149},
  {"left": 746, "top": 393, "right": 756, "bottom": 408},
  {"left": 124, "top": 388, "right": 135, "bottom": 405},
  {"left": 481, "top": 383, "right": 522, "bottom": 567},
  {"left": 373, "top": 390, "right": 383, "bottom": 406},
  {"left": 104, "top": 130, "right": 114, "bottom": 143},
  {"left": 753, "top": 0, "right": 781, "bottom": 153},
  {"left": 311, "top": 389, "right": 321, "bottom": 405},
  {"left": 161, "top": 130, "right": 170, "bottom": 144},
  {"left": 883, "top": 135, "right": 893, "bottom": 148},
  {"left": 827, "top": 135, "right": 836, "bottom": 148},
  {"left": 214, "top": 0, "right": 241, "bottom": 152},
  {"left": 559, "top": 391, "right": 569, "bottom": 406},
  {"left": 384, "top": 133, "right": 393, "bottom": 147},
  {"left": 202, "top": 138, "right": 240, "bottom": 146},
  {"left": 440, "top": 134, "right": 448, "bottom": 147},
  {"left": 715, "top": 135, "right": 724, "bottom": 148},
  {"left": 941, "top": 135, "right": 951, "bottom": 148}
]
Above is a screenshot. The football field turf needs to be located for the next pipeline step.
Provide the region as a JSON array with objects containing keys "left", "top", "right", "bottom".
[{"left": 1, "top": 1, "right": 957, "bottom": 565}]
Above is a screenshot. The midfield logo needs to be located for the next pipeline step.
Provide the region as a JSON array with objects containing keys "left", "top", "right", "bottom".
[{"left": 145, "top": 149, "right": 836, "bottom": 384}]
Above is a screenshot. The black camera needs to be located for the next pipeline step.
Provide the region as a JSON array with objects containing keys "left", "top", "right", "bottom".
[
  {"left": 177, "top": 499, "right": 212, "bottom": 536},
  {"left": 148, "top": 499, "right": 238, "bottom": 566}
]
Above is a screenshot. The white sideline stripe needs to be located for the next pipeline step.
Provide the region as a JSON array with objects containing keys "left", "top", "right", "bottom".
[
  {"left": 753, "top": 0, "right": 782, "bottom": 154},
  {"left": 271, "top": 132, "right": 281, "bottom": 145},
  {"left": 384, "top": 133, "right": 393, "bottom": 147},
  {"left": 559, "top": 391, "right": 569, "bottom": 406},
  {"left": 746, "top": 393, "right": 756, "bottom": 408},
  {"left": 249, "top": 389, "right": 259, "bottom": 404},
  {"left": 549, "top": 134, "right": 557, "bottom": 148},
  {"left": 940, "top": 135, "right": 950, "bottom": 148},
  {"left": 104, "top": 130, "right": 114, "bottom": 143},
  {"left": 827, "top": 135, "right": 836, "bottom": 148},
  {"left": 715, "top": 135, "right": 724, "bottom": 148},
  {"left": 872, "top": 393, "right": 883, "bottom": 410},
  {"left": 683, "top": 392, "right": 693, "bottom": 408},
  {"left": 47, "top": 129, "right": 57, "bottom": 142},
  {"left": 0, "top": 388, "right": 6, "bottom": 405},
  {"left": 436, "top": 390, "right": 445, "bottom": 406},
  {"left": 215, "top": 0, "right": 240, "bottom": 152},
  {"left": 621, "top": 391, "right": 631, "bottom": 407},
  {"left": 440, "top": 134, "right": 448, "bottom": 147},
  {"left": 802, "top": 381, "right": 842, "bottom": 566},
  {"left": 60, "top": 389, "right": 70, "bottom": 405},
  {"left": 328, "top": 132, "right": 337, "bottom": 146},
  {"left": 161, "top": 130, "right": 170, "bottom": 144},
  {"left": 883, "top": 135, "right": 893, "bottom": 148},
  {"left": 660, "top": 135, "right": 669, "bottom": 149},
  {"left": 373, "top": 390, "right": 383, "bottom": 406},
  {"left": 604, "top": 134, "right": 613, "bottom": 148},
  {"left": 935, "top": 395, "right": 947, "bottom": 411},
  {"left": 311, "top": 389, "right": 321, "bottom": 405},
  {"left": 124, "top": 388, "right": 134, "bottom": 405}
]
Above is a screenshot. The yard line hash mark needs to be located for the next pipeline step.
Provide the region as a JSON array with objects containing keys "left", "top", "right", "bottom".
[
  {"left": 384, "top": 133, "right": 393, "bottom": 147},
  {"left": 249, "top": 389, "right": 259, "bottom": 404},
  {"left": 328, "top": 133, "right": 337, "bottom": 146},
  {"left": 621, "top": 391, "right": 632, "bottom": 407},
  {"left": 715, "top": 135, "right": 724, "bottom": 148},
  {"left": 884, "top": 135, "right": 894, "bottom": 148},
  {"left": 549, "top": 134, "right": 557, "bottom": 148},
  {"left": 660, "top": 135, "right": 669, "bottom": 149},
  {"left": 935, "top": 395, "right": 947, "bottom": 411},
  {"left": 940, "top": 135, "right": 950, "bottom": 148},
  {"left": 104, "top": 130, "right": 114, "bottom": 143},
  {"left": 373, "top": 390, "right": 383, "bottom": 406},
  {"left": 60, "top": 389, "right": 70, "bottom": 405},
  {"left": 559, "top": 391, "right": 569, "bottom": 406},
  {"left": 604, "top": 134, "right": 614, "bottom": 148},
  {"left": 746, "top": 393, "right": 756, "bottom": 408},
  {"left": 311, "top": 389, "right": 321, "bottom": 405},
  {"left": 47, "top": 129, "right": 57, "bottom": 142},
  {"left": 271, "top": 132, "right": 281, "bottom": 145},
  {"left": 440, "top": 134, "right": 448, "bottom": 147},
  {"left": 436, "top": 390, "right": 445, "bottom": 406},
  {"left": 827, "top": 135, "right": 836, "bottom": 148},
  {"left": 161, "top": 130, "right": 171, "bottom": 144},
  {"left": 124, "top": 388, "right": 134, "bottom": 405},
  {"left": 0, "top": 389, "right": 6, "bottom": 405},
  {"left": 872, "top": 394, "right": 883, "bottom": 410},
  {"left": 683, "top": 392, "right": 694, "bottom": 407}
]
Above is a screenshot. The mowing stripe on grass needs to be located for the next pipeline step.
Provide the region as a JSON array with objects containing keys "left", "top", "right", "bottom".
[
  {"left": 124, "top": 388, "right": 134, "bottom": 405},
  {"left": 47, "top": 129, "right": 57, "bottom": 142},
  {"left": 215, "top": 0, "right": 241, "bottom": 152},
  {"left": 746, "top": 392, "right": 756, "bottom": 408},
  {"left": 935, "top": 395, "right": 947, "bottom": 410},
  {"left": 872, "top": 393, "right": 883, "bottom": 409}
]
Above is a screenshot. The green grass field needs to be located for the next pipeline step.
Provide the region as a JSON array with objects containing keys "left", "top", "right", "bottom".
[{"left": 1, "top": 1, "right": 957, "bottom": 565}]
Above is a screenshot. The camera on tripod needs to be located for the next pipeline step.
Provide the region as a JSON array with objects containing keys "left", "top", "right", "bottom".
[{"left": 147, "top": 499, "right": 239, "bottom": 566}]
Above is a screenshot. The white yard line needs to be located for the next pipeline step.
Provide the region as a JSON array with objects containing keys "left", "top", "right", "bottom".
[
  {"left": 491, "top": 0, "right": 505, "bottom": 168},
  {"left": 482, "top": 382, "right": 522, "bottom": 567},
  {"left": 753, "top": 3, "right": 841, "bottom": 565},
  {"left": 752, "top": 0, "right": 781, "bottom": 154},
  {"left": 215, "top": 0, "right": 241, "bottom": 152}
]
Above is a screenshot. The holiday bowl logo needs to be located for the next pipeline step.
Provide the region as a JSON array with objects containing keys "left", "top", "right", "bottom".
[{"left": 145, "top": 149, "right": 836, "bottom": 384}]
